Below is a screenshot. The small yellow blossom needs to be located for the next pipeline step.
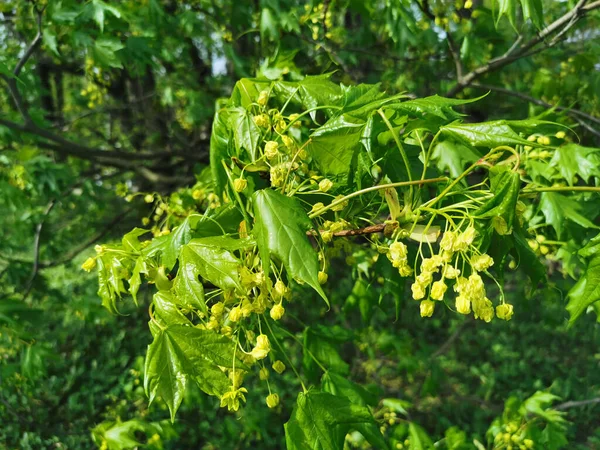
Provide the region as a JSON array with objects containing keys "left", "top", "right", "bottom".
[
  {"left": 472, "top": 254, "right": 494, "bottom": 272},
  {"left": 318, "top": 178, "right": 333, "bottom": 192},
  {"left": 259, "top": 367, "right": 269, "bottom": 380},
  {"left": 270, "top": 303, "right": 285, "bottom": 320},
  {"left": 442, "top": 265, "right": 461, "bottom": 279},
  {"left": 229, "top": 306, "right": 242, "bottom": 322},
  {"left": 555, "top": 131, "right": 566, "bottom": 139},
  {"left": 430, "top": 280, "right": 447, "bottom": 301},
  {"left": 281, "top": 135, "right": 295, "bottom": 149},
  {"left": 420, "top": 300, "right": 435, "bottom": 317},
  {"left": 144, "top": 194, "right": 154, "bottom": 203},
  {"left": 211, "top": 302, "right": 225, "bottom": 317},
  {"left": 253, "top": 114, "right": 270, "bottom": 128},
  {"left": 411, "top": 282, "right": 426, "bottom": 300},
  {"left": 233, "top": 178, "right": 247, "bottom": 192},
  {"left": 318, "top": 271, "right": 328, "bottom": 284},
  {"left": 496, "top": 303, "right": 514, "bottom": 321},
  {"left": 266, "top": 393, "right": 280, "bottom": 408},
  {"left": 220, "top": 387, "right": 248, "bottom": 412},
  {"left": 455, "top": 295, "right": 471, "bottom": 314},
  {"left": 264, "top": 141, "right": 279, "bottom": 159},
  {"left": 257, "top": 90, "right": 269, "bottom": 106},
  {"left": 251, "top": 334, "right": 271, "bottom": 360},
  {"left": 331, "top": 195, "right": 348, "bottom": 211},
  {"left": 81, "top": 257, "right": 97, "bottom": 272},
  {"left": 272, "top": 360, "right": 286, "bottom": 374},
  {"left": 439, "top": 231, "right": 457, "bottom": 251}
]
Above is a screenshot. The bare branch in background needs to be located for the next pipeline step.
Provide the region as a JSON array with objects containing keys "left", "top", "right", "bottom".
[
  {"left": 22, "top": 199, "right": 56, "bottom": 301},
  {"left": 472, "top": 83, "right": 600, "bottom": 133},
  {"left": 446, "top": 0, "right": 600, "bottom": 97}
]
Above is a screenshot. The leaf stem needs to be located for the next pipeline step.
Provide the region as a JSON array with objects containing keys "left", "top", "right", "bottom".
[
  {"left": 377, "top": 109, "right": 413, "bottom": 195},
  {"left": 523, "top": 186, "right": 600, "bottom": 193},
  {"left": 308, "top": 178, "right": 447, "bottom": 219},
  {"left": 264, "top": 317, "right": 307, "bottom": 393}
]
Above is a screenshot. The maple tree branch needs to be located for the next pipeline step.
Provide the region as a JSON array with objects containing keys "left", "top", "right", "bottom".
[
  {"left": 554, "top": 397, "right": 600, "bottom": 410},
  {"left": 22, "top": 199, "right": 56, "bottom": 301},
  {"left": 446, "top": 0, "right": 600, "bottom": 97},
  {"left": 471, "top": 83, "right": 600, "bottom": 127},
  {"left": 14, "top": 6, "right": 45, "bottom": 76}
]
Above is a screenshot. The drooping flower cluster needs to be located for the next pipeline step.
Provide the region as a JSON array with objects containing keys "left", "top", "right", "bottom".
[{"left": 391, "top": 225, "right": 514, "bottom": 322}]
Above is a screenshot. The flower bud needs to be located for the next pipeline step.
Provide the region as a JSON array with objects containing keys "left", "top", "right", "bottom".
[
  {"left": 270, "top": 303, "right": 285, "bottom": 320},
  {"left": 318, "top": 271, "right": 328, "bottom": 285},
  {"left": 555, "top": 131, "right": 566, "bottom": 139},
  {"left": 266, "top": 393, "right": 279, "bottom": 408},
  {"left": 253, "top": 114, "right": 270, "bottom": 128},
  {"left": 420, "top": 300, "right": 435, "bottom": 317},
  {"left": 211, "top": 302, "right": 225, "bottom": 317},
  {"left": 144, "top": 194, "right": 154, "bottom": 203},
  {"left": 259, "top": 367, "right": 269, "bottom": 380},
  {"left": 264, "top": 141, "right": 279, "bottom": 159},
  {"left": 272, "top": 360, "right": 286, "bottom": 374},
  {"left": 318, "top": 178, "right": 333, "bottom": 192},
  {"left": 257, "top": 90, "right": 269, "bottom": 106},
  {"left": 250, "top": 334, "right": 271, "bottom": 360},
  {"left": 233, "top": 177, "right": 247, "bottom": 192},
  {"left": 411, "top": 282, "right": 426, "bottom": 300},
  {"left": 81, "top": 257, "right": 97, "bottom": 272},
  {"left": 472, "top": 254, "right": 494, "bottom": 272},
  {"left": 430, "top": 281, "right": 447, "bottom": 301},
  {"left": 455, "top": 295, "right": 471, "bottom": 314},
  {"left": 229, "top": 306, "right": 242, "bottom": 322},
  {"left": 496, "top": 303, "right": 514, "bottom": 321}
]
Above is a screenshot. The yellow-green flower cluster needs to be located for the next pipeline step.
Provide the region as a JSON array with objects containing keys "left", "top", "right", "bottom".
[
  {"left": 387, "top": 241, "right": 413, "bottom": 277},
  {"left": 406, "top": 226, "right": 514, "bottom": 322}
]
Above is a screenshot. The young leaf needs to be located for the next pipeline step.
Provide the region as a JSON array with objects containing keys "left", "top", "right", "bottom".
[
  {"left": 475, "top": 169, "right": 520, "bottom": 231},
  {"left": 408, "top": 422, "right": 435, "bottom": 450},
  {"left": 180, "top": 239, "right": 243, "bottom": 291},
  {"left": 566, "top": 254, "right": 600, "bottom": 324},
  {"left": 539, "top": 193, "right": 599, "bottom": 239},
  {"left": 144, "top": 324, "right": 240, "bottom": 421},
  {"left": 284, "top": 391, "right": 382, "bottom": 450},
  {"left": 252, "top": 190, "right": 327, "bottom": 304},
  {"left": 210, "top": 107, "right": 234, "bottom": 195},
  {"left": 322, "top": 371, "right": 378, "bottom": 407},
  {"left": 306, "top": 114, "right": 366, "bottom": 178},
  {"left": 550, "top": 144, "right": 600, "bottom": 185},
  {"left": 441, "top": 121, "right": 538, "bottom": 148}
]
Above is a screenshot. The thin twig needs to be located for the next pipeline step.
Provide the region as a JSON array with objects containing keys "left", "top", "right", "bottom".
[
  {"left": 13, "top": 6, "right": 45, "bottom": 76},
  {"left": 446, "top": 1, "right": 600, "bottom": 96},
  {"left": 22, "top": 199, "right": 56, "bottom": 301},
  {"left": 471, "top": 83, "right": 600, "bottom": 127},
  {"left": 554, "top": 397, "right": 600, "bottom": 410}
]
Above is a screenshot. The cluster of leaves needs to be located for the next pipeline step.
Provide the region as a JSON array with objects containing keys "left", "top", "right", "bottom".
[
  {"left": 87, "top": 72, "right": 600, "bottom": 449},
  {"left": 2, "top": 0, "right": 600, "bottom": 449}
]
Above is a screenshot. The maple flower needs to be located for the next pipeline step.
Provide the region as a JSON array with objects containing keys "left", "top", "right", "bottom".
[
  {"left": 318, "top": 271, "right": 328, "bottom": 284},
  {"left": 259, "top": 367, "right": 269, "bottom": 380},
  {"left": 233, "top": 177, "right": 247, "bottom": 192},
  {"left": 270, "top": 303, "right": 285, "bottom": 320},
  {"left": 81, "top": 257, "right": 97, "bottom": 272},
  {"left": 220, "top": 387, "right": 248, "bottom": 412},
  {"left": 420, "top": 300, "right": 435, "bottom": 317},
  {"left": 472, "top": 254, "right": 494, "bottom": 272},
  {"left": 411, "top": 282, "right": 426, "bottom": 300},
  {"left": 251, "top": 334, "right": 271, "bottom": 360},
  {"left": 455, "top": 295, "right": 471, "bottom": 315},
  {"left": 266, "top": 393, "right": 280, "bottom": 408},
  {"left": 257, "top": 90, "right": 269, "bottom": 106},
  {"left": 430, "top": 280, "right": 447, "bottom": 301},
  {"left": 318, "top": 178, "right": 333, "bottom": 192},
  {"left": 496, "top": 303, "right": 514, "bottom": 321},
  {"left": 264, "top": 140, "right": 279, "bottom": 159},
  {"left": 272, "top": 360, "right": 286, "bottom": 374}
]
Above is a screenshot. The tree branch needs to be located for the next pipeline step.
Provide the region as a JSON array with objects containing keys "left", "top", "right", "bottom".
[
  {"left": 13, "top": 6, "right": 45, "bottom": 77},
  {"left": 471, "top": 83, "right": 600, "bottom": 127},
  {"left": 22, "top": 199, "right": 56, "bottom": 301},
  {"left": 554, "top": 397, "right": 600, "bottom": 410},
  {"left": 446, "top": 0, "right": 600, "bottom": 97}
]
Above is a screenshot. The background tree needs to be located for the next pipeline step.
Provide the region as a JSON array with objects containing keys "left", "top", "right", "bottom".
[{"left": 1, "top": 0, "right": 600, "bottom": 449}]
